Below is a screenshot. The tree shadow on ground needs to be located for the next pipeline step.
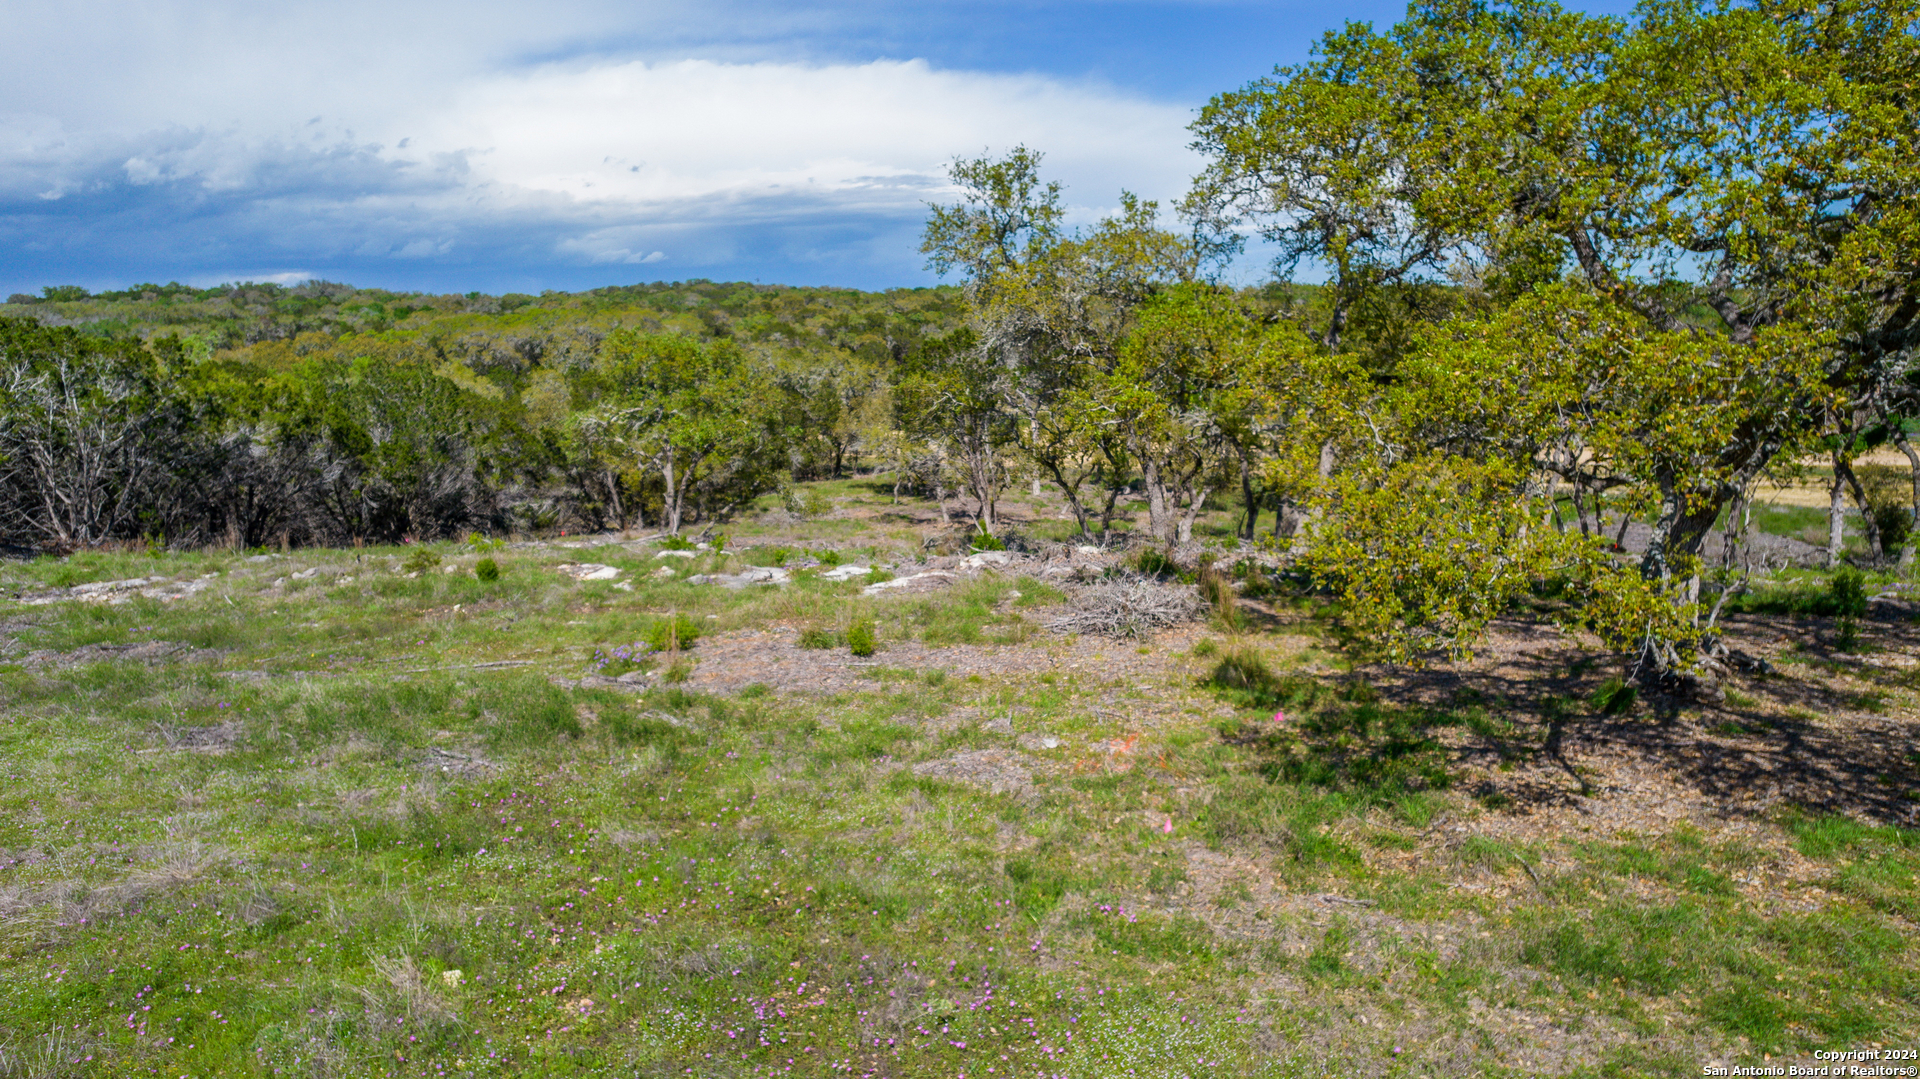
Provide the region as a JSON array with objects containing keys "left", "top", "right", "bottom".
[{"left": 1350, "top": 613, "right": 1920, "bottom": 826}]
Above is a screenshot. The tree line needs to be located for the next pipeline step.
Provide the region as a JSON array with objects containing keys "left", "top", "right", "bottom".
[{"left": 0, "top": 281, "right": 964, "bottom": 550}]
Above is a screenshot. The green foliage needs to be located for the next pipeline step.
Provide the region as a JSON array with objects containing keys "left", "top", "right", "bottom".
[
  {"left": 1303, "top": 455, "right": 1565, "bottom": 662},
  {"left": 1187, "top": 0, "right": 1918, "bottom": 675},
  {"left": 1828, "top": 569, "right": 1869, "bottom": 618},
  {"left": 473, "top": 556, "right": 500, "bottom": 582},
  {"left": 1132, "top": 547, "right": 1177, "bottom": 578},
  {"left": 401, "top": 546, "right": 441, "bottom": 574},
  {"left": 1590, "top": 677, "right": 1637, "bottom": 716},
  {"left": 845, "top": 620, "right": 877, "bottom": 657},
  {"left": 783, "top": 486, "right": 834, "bottom": 519},
  {"left": 1857, "top": 464, "right": 1913, "bottom": 553},
  {"left": 644, "top": 614, "right": 704, "bottom": 652},
  {"left": 1204, "top": 648, "right": 1320, "bottom": 713},
  {"left": 798, "top": 627, "right": 838, "bottom": 650}
]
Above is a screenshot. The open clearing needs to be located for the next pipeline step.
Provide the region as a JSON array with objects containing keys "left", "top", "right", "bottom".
[{"left": 1, "top": 482, "right": 1917, "bottom": 1078}]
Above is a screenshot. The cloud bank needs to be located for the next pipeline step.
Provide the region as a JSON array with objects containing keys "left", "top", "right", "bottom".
[{"left": 0, "top": 17, "right": 1201, "bottom": 293}]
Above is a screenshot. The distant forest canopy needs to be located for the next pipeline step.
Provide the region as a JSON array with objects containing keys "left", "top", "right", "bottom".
[
  {"left": 0, "top": 273, "right": 1346, "bottom": 549},
  {"left": 1, "top": 278, "right": 966, "bottom": 354},
  {"left": 0, "top": 278, "right": 999, "bottom": 550},
  {"left": 6, "top": 0, "right": 1920, "bottom": 698}
]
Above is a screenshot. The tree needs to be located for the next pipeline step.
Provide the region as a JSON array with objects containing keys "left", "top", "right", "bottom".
[
  {"left": 0, "top": 319, "right": 192, "bottom": 547},
  {"left": 584, "top": 332, "right": 773, "bottom": 535},
  {"left": 893, "top": 328, "right": 1015, "bottom": 531},
  {"left": 921, "top": 150, "right": 1207, "bottom": 536},
  {"left": 1192, "top": 0, "right": 1920, "bottom": 686}
]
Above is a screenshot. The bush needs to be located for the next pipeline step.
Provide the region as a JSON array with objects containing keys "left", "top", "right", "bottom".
[
  {"left": 783, "top": 487, "right": 833, "bottom": 519},
  {"left": 798, "top": 628, "right": 837, "bottom": 649},
  {"left": 846, "top": 620, "right": 877, "bottom": 657},
  {"left": 1206, "top": 648, "right": 1322, "bottom": 712},
  {"left": 1199, "top": 567, "right": 1240, "bottom": 630},
  {"left": 474, "top": 557, "right": 501, "bottom": 582},
  {"left": 645, "top": 614, "right": 703, "bottom": 652},
  {"left": 1828, "top": 568, "right": 1868, "bottom": 618},
  {"left": 659, "top": 534, "right": 695, "bottom": 551},
  {"left": 1858, "top": 464, "right": 1913, "bottom": 555},
  {"left": 402, "top": 546, "right": 441, "bottom": 573},
  {"left": 1591, "top": 676, "right": 1637, "bottom": 715},
  {"left": 1133, "top": 547, "right": 1177, "bottom": 577},
  {"left": 969, "top": 523, "right": 1005, "bottom": 552}
]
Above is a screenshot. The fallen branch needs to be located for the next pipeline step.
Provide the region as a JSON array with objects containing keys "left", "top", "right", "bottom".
[{"left": 1044, "top": 576, "right": 1204, "bottom": 639}]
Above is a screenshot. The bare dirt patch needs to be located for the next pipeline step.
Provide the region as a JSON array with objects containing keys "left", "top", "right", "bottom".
[
  {"left": 19, "top": 640, "right": 224, "bottom": 669},
  {"left": 679, "top": 626, "right": 1208, "bottom": 701}
]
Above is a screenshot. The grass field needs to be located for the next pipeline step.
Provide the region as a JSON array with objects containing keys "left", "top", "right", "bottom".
[{"left": 1, "top": 485, "right": 1917, "bottom": 1078}]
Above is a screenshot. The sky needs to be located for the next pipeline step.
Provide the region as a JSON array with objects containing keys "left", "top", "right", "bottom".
[{"left": 0, "top": 0, "right": 1632, "bottom": 296}]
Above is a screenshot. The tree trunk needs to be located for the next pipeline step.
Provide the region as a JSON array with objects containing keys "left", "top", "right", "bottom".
[
  {"left": 1639, "top": 474, "right": 1721, "bottom": 583},
  {"left": 605, "top": 470, "right": 625, "bottom": 530},
  {"left": 1141, "top": 459, "right": 1171, "bottom": 542},
  {"left": 1176, "top": 487, "right": 1207, "bottom": 544},
  {"left": 1836, "top": 454, "right": 1881, "bottom": 561},
  {"left": 1239, "top": 454, "right": 1260, "bottom": 539},
  {"left": 1097, "top": 484, "right": 1125, "bottom": 539},
  {"left": 663, "top": 455, "right": 682, "bottom": 534},
  {"left": 1827, "top": 450, "right": 1847, "bottom": 569},
  {"left": 1039, "top": 460, "right": 1093, "bottom": 536},
  {"left": 1895, "top": 427, "right": 1920, "bottom": 571}
]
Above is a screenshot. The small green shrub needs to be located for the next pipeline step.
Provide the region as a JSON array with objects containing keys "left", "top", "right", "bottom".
[
  {"left": 798, "top": 628, "right": 838, "bottom": 649},
  {"left": 783, "top": 487, "right": 833, "bottom": 519},
  {"left": 645, "top": 614, "right": 703, "bottom": 652},
  {"left": 1199, "top": 567, "right": 1240, "bottom": 630},
  {"left": 969, "top": 523, "right": 1005, "bottom": 552},
  {"left": 1134, "top": 547, "right": 1176, "bottom": 578},
  {"left": 1591, "top": 676, "right": 1636, "bottom": 716},
  {"left": 1859, "top": 464, "right": 1913, "bottom": 554},
  {"left": 402, "top": 546, "right": 441, "bottom": 573},
  {"left": 1829, "top": 569, "right": 1868, "bottom": 617},
  {"left": 846, "top": 620, "right": 877, "bottom": 657},
  {"left": 815, "top": 548, "right": 843, "bottom": 567},
  {"left": 659, "top": 534, "right": 695, "bottom": 551},
  {"left": 1206, "top": 648, "right": 1321, "bottom": 712},
  {"left": 474, "top": 557, "right": 501, "bottom": 582}
]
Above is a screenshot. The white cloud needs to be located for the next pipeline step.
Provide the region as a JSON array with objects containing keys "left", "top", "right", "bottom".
[
  {"left": 0, "top": 2, "right": 1211, "bottom": 289},
  {"left": 414, "top": 57, "right": 1195, "bottom": 214}
]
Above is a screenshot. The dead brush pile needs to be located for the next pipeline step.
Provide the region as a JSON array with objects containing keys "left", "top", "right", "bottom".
[{"left": 1045, "top": 574, "right": 1204, "bottom": 638}]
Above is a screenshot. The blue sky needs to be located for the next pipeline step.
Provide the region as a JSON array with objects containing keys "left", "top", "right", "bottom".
[{"left": 0, "top": 1, "right": 1633, "bottom": 296}]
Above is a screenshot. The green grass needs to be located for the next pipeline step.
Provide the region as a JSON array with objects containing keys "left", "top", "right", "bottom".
[{"left": 0, "top": 530, "right": 1915, "bottom": 1077}]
